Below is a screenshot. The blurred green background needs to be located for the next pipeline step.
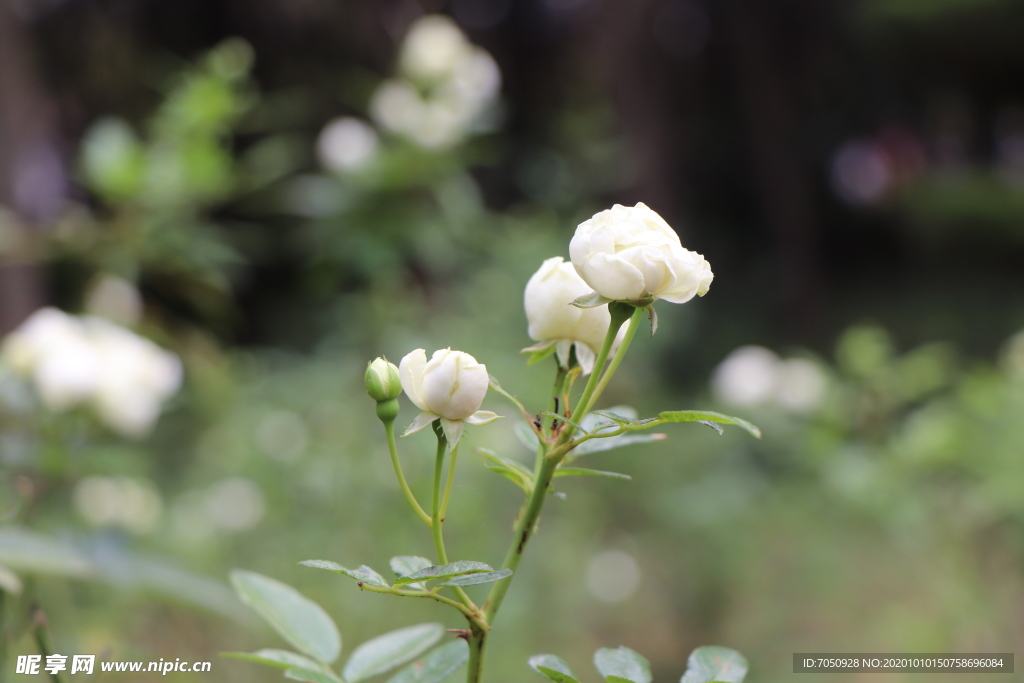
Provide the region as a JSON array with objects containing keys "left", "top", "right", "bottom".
[{"left": 1, "top": 0, "right": 1023, "bottom": 681}]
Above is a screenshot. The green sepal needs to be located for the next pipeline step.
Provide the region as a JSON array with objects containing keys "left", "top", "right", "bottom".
[
  {"left": 571, "top": 291, "right": 614, "bottom": 308},
  {"left": 521, "top": 340, "right": 558, "bottom": 365},
  {"left": 299, "top": 560, "right": 389, "bottom": 587}
]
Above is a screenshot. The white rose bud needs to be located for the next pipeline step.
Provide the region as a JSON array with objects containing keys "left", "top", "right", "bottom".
[
  {"left": 399, "top": 348, "right": 499, "bottom": 447},
  {"left": 569, "top": 202, "right": 713, "bottom": 304},
  {"left": 524, "top": 257, "right": 626, "bottom": 374}
]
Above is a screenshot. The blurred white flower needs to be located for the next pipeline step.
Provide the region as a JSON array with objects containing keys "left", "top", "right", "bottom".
[
  {"left": 206, "top": 477, "right": 265, "bottom": 531},
  {"left": 775, "top": 358, "right": 827, "bottom": 414},
  {"left": 585, "top": 549, "right": 642, "bottom": 603},
  {"left": 74, "top": 476, "right": 163, "bottom": 534},
  {"left": 712, "top": 346, "right": 827, "bottom": 414},
  {"left": 368, "top": 15, "right": 501, "bottom": 150},
  {"left": 399, "top": 15, "right": 472, "bottom": 85},
  {"left": 524, "top": 256, "right": 626, "bottom": 374},
  {"left": 711, "top": 346, "right": 780, "bottom": 407},
  {"left": 1, "top": 307, "right": 182, "bottom": 438},
  {"left": 317, "top": 117, "right": 378, "bottom": 173}
]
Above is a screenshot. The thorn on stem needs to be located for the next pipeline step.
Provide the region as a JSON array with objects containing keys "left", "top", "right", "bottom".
[
  {"left": 356, "top": 581, "right": 364, "bottom": 589},
  {"left": 447, "top": 629, "right": 471, "bottom": 640}
]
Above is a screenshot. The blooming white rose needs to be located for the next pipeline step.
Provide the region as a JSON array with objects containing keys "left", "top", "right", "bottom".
[
  {"left": 0, "top": 307, "right": 181, "bottom": 437},
  {"left": 524, "top": 257, "right": 626, "bottom": 374},
  {"left": 569, "top": 202, "right": 713, "bottom": 304},
  {"left": 399, "top": 348, "right": 499, "bottom": 446}
]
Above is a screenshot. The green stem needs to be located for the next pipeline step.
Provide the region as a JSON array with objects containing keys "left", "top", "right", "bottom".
[
  {"left": 383, "top": 420, "right": 431, "bottom": 526},
  {"left": 32, "top": 610, "right": 65, "bottom": 683},
  {"left": 430, "top": 426, "right": 477, "bottom": 613},
  {"left": 560, "top": 303, "right": 636, "bottom": 445},
  {"left": 356, "top": 583, "right": 486, "bottom": 627},
  {"left": 440, "top": 442, "right": 459, "bottom": 519},
  {"left": 483, "top": 456, "right": 559, "bottom": 623},
  {"left": 467, "top": 629, "right": 486, "bottom": 683},
  {"left": 591, "top": 307, "right": 644, "bottom": 407}
]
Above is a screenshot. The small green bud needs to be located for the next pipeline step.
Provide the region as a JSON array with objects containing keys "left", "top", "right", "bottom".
[{"left": 365, "top": 357, "right": 402, "bottom": 402}]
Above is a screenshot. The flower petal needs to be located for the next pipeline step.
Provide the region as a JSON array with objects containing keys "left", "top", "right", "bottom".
[
  {"left": 573, "top": 341, "right": 597, "bottom": 375},
  {"left": 399, "top": 348, "right": 429, "bottom": 412},
  {"left": 581, "top": 252, "right": 646, "bottom": 301}
]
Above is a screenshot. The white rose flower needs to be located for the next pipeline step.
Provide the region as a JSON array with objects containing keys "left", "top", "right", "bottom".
[
  {"left": 399, "top": 15, "right": 471, "bottom": 85},
  {"left": 524, "top": 257, "right": 626, "bottom": 374},
  {"left": 569, "top": 202, "right": 713, "bottom": 304},
  {"left": 317, "top": 117, "right": 379, "bottom": 173},
  {"left": 0, "top": 307, "right": 181, "bottom": 437},
  {"left": 399, "top": 348, "right": 499, "bottom": 446}
]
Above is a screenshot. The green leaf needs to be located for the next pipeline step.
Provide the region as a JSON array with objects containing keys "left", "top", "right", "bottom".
[
  {"left": 594, "top": 647, "right": 651, "bottom": 683},
  {"left": 387, "top": 639, "right": 469, "bottom": 683},
  {"left": 529, "top": 654, "right": 579, "bottom": 682},
  {"left": 285, "top": 667, "right": 343, "bottom": 683},
  {"left": 570, "top": 433, "right": 667, "bottom": 457},
  {"left": 438, "top": 569, "right": 512, "bottom": 587},
  {"left": 679, "top": 646, "right": 748, "bottom": 683},
  {"left": 343, "top": 623, "right": 444, "bottom": 683},
  {"left": 541, "top": 412, "right": 587, "bottom": 433},
  {"left": 222, "top": 649, "right": 327, "bottom": 672},
  {"left": 522, "top": 340, "right": 558, "bottom": 366},
  {"left": 477, "top": 448, "right": 534, "bottom": 493},
  {"left": 394, "top": 561, "right": 493, "bottom": 587},
  {"left": 0, "top": 527, "right": 94, "bottom": 578},
  {"left": 390, "top": 556, "right": 433, "bottom": 591},
  {"left": 229, "top": 570, "right": 341, "bottom": 664},
  {"left": 607, "top": 678, "right": 635, "bottom": 683},
  {"left": 589, "top": 410, "right": 640, "bottom": 425},
  {"left": 299, "top": 560, "right": 388, "bottom": 587},
  {"left": 571, "top": 291, "right": 613, "bottom": 308},
  {"left": 553, "top": 468, "right": 632, "bottom": 481},
  {"left": 514, "top": 421, "right": 541, "bottom": 451},
  {"left": 658, "top": 411, "right": 762, "bottom": 439}
]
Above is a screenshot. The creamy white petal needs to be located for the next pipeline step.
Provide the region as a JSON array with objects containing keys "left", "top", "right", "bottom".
[{"left": 399, "top": 348, "right": 429, "bottom": 412}]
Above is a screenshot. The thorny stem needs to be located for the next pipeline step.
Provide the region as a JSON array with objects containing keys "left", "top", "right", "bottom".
[
  {"left": 383, "top": 420, "right": 431, "bottom": 526},
  {"left": 473, "top": 303, "right": 644, "bottom": 683}
]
